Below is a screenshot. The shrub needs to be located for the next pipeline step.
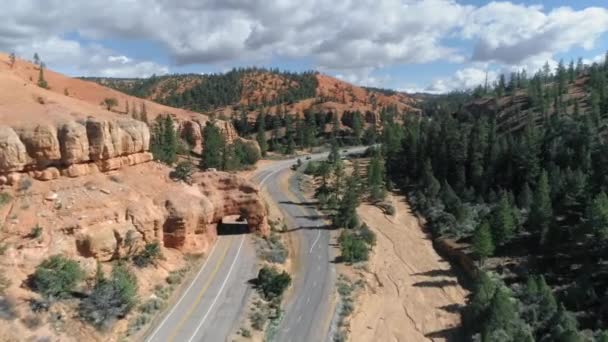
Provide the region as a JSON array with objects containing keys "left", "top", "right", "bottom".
[
  {"left": 303, "top": 161, "right": 320, "bottom": 175},
  {"left": 170, "top": 161, "right": 194, "bottom": 183},
  {"left": 22, "top": 315, "right": 42, "bottom": 330},
  {"left": 339, "top": 231, "right": 369, "bottom": 263},
  {"left": 29, "top": 225, "right": 43, "bottom": 239},
  {"left": 133, "top": 242, "right": 162, "bottom": 268},
  {"left": 0, "top": 297, "right": 16, "bottom": 321},
  {"left": 240, "top": 327, "right": 252, "bottom": 338},
  {"left": 0, "top": 272, "right": 10, "bottom": 295},
  {"left": 0, "top": 192, "right": 11, "bottom": 207},
  {"left": 31, "top": 255, "right": 84, "bottom": 299},
  {"left": 250, "top": 310, "right": 267, "bottom": 330},
  {"left": 260, "top": 234, "right": 288, "bottom": 264},
  {"left": 101, "top": 97, "right": 118, "bottom": 111},
  {"left": 357, "top": 223, "right": 376, "bottom": 246},
  {"left": 235, "top": 140, "right": 261, "bottom": 166},
  {"left": 18, "top": 178, "right": 32, "bottom": 192},
  {"left": 255, "top": 266, "right": 291, "bottom": 300},
  {"left": 79, "top": 263, "right": 138, "bottom": 330}
]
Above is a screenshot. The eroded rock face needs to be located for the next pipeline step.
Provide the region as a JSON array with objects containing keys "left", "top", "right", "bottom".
[
  {"left": 15, "top": 124, "right": 61, "bottom": 167},
  {"left": 0, "top": 118, "right": 151, "bottom": 181},
  {"left": 0, "top": 126, "right": 28, "bottom": 172},
  {"left": 196, "top": 171, "right": 269, "bottom": 235},
  {"left": 59, "top": 121, "right": 90, "bottom": 164}
]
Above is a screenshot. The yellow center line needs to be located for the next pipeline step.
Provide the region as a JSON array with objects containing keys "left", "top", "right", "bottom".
[{"left": 168, "top": 237, "right": 234, "bottom": 342}]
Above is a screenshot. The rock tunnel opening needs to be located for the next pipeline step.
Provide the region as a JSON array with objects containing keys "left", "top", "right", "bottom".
[{"left": 218, "top": 215, "right": 249, "bottom": 235}]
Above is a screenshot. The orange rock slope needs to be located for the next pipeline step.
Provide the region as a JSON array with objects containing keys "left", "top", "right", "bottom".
[{"left": 0, "top": 52, "right": 267, "bottom": 341}]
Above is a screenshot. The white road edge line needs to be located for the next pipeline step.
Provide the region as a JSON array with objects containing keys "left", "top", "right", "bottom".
[
  {"left": 146, "top": 240, "right": 220, "bottom": 342},
  {"left": 309, "top": 229, "right": 321, "bottom": 253},
  {"left": 186, "top": 235, "right": 246, "bottom": 342}
]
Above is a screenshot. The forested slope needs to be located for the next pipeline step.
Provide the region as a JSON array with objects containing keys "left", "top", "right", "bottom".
[{"left": 377, "top": 55, "right": 608, "bottom": 341}]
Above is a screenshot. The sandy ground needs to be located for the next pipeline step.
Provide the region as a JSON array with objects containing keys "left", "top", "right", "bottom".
[{"left": 349, "top": 195, "right": 468, "bottom": 342}]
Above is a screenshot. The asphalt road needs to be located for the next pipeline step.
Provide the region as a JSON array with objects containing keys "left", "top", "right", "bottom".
[
  {"left": 145, "top": 146, "right": 367, "bottom": 342},
  {"left": 256, "top": 147, "right": 368, "bottom": 342},
  {"left": 146, "top": 233, "right": 256, "bottom": 342}
]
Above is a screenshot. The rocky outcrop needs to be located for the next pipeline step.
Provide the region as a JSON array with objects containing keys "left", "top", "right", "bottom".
[
  {"left": 0, "top": 118, "right": 151, "bottom": 183},
  {"left": 196, "top": 171, "right": 268, "bottom": 235}
]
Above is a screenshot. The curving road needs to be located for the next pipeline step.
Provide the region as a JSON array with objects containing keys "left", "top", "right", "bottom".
[{"left": 145, "top": 147, "right": 367, "bottom": 342}]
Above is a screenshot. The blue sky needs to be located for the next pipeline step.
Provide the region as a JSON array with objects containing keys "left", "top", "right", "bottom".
[{"left": 2, "top": 1, "right": 607, "bottom": 93}]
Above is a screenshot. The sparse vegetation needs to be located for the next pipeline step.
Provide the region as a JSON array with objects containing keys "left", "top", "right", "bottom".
[
  {"left": 29, "top": 225, "right": 43, "bottom": 239},
  {"left": 8, "top": 52, "right": 15, "bottom": 68},
  {"left": 31, "top": 255, "right": 84, "bottom": 299},
  {"left": 0, "top": 272, "right": 10, "bottom": 295},
  {"left": 338, "top": 229, "right": 369, "bottom": 263},
  {"left": 258, "top": 232, "right": 288, "bottom": 264},
  {"left": 132, "top": 242, "right": 162, "bottom": 268},
  {"left": 170, "top": 161, "right": 194, "bottom": 183},
  {"left": 79, "top": 263, "right": 138, "bottom": 330},
  {"left": 254, "top": 266, "right": 291, "bottom": 301},
  {"left": 37, "top": 63, "right": 48, "bottom": 89},
  {"left": 101, "top": 97, "right": 118, "bottom": 111},
  {"left": 150, "top": 114, "right": 178, "bottom": 165},
  {"left": 18, "top": 177, "right": 32, "bottom": 192},
  {"left": 0, "top": 192, "right": 11, "bottom": 206}
]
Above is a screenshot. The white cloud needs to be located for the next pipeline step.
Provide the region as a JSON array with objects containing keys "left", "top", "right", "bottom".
[
  {"left": 0, "top": 1, "right": 606, "bottom": 87},
  {"left": 425, "top": 67, "right": 498, "bottom": 94},
  {"left": 10, "top": 36, "right": 168, "bottom": 77},
  {"left": 108, "top": 55, "right": 131, "bottom": 64},
  {"left": 463, "top": 3, "right": 608, "bottom": 65}
]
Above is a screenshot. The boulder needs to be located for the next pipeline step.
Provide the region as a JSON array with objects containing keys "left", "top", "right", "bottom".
[
  {"left": 0, "top": 126, "right": 28, "bottom": 172},
  {"left": 15, "top": 124, "right": 61, "bottom": 167},
  {"left": 58, "top": 121, "right": 89, "bottom": 164},
  {"left": 33, "top": 167, "right": 60, "bottom": 181},
  {"left": 76, "top": 221, "right": 138, "bottom": 261}
]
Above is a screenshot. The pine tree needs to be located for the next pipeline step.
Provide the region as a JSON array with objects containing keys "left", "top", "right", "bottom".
[
  {"left": 422, "top": 159, "right": 441, "bottom": 201},
  {"left": 483, "top": 287, "right": 518, "bottom": 338},
  {"left": 221, "top": 143, "right": 239, "bottom": 171},
  {"left": 161, "top": 115, "right": 177, "bottom": 164},
  {"left": 303, "top": 110, "right": 317, "bottom": 148},
  {"left": 530, "top": 170, "right": 553, "bottom": 245},
  {"left": 351, "top": 111, "right": 363, "bottom": 144},
  {"left": 367, "top": 151, "right": 386, "bottom": 201},
  {"left": 470, "top": 272, "right": 497, "bottom": 319},
  {"left": 256, "top": 112, "right": 268, "bottom": 156},
  {"left": 150, "top": 114, "right": 177, "bottom": 164},
  {"left": 8, "top": 52, "right": 15, "bottom": 68},
  {"left": 537, "top": 275, "right": 557, "bottom": 320},
  {"left": 140, "top": 103, "right": 148, "bottom": 124},
  {"left": 33, "top": 52, "right": 40, "bottom": 65},
  {"left": 37, "top": 63, "right": 48, "bottom": 89},
  {"left": 328, "top": 138, "right": 340, "bottom": 164},
  {"left": 586, "top": 192, "right": 608, "bottom": 243},
  {"left": 492, "top": 192, "right": 515, "bottom": 245},
  {"left": 125, "top": 101, "right": 129, "bottom": 115},
  {"left": 575, "top": 58, "right": 584, "bottom": 76},
  {"left": 473, "top": 221, "right": 494, "bottom": 264},
  {"left": 518, "top": 182, "right": 533, "bottom": 211},
  {"left": 201, "top": 121, "right": 225, "bottom": 170}
]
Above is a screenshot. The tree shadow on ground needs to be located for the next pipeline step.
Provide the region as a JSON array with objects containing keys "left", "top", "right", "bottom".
[
  {"left": 281, "top": 223, "right": 336, "bottom": 233},
  {"left": 412, "top": 280, "right": 458, "bottom": 288},
  {"left": 425, "top": 326, "right": 463, "bottom": 341},
  {"left": 278, "top": 200, "right": 317, "bottom": 208},
  {"left": 438, "top": 303, "right": 465, "bottom": 314},
  {"left": 412, "top": 269, "right": 456, "bottom": 278}
]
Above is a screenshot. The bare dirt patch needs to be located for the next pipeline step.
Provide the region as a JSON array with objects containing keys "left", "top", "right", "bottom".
[{"left": 349, "top": 195, "right": 468, "bottom": 342}]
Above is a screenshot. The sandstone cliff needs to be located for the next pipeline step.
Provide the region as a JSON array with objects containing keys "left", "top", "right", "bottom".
[{"left": 0, "top": 119, "right": 152, "bottom": 183}]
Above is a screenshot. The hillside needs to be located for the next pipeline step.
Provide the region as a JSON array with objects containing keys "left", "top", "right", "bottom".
[
  {"left": 0, "top": 54, "right": 210, "bottom": 125},
  {"left": 0, "top": 53, "right": 268, "bottom": 341},
  {"left": 375, "top": 58, "right": 608, "bottom": 341},
  {"left": 85, "top": 68, "right": 418, "bottom": 123}
]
